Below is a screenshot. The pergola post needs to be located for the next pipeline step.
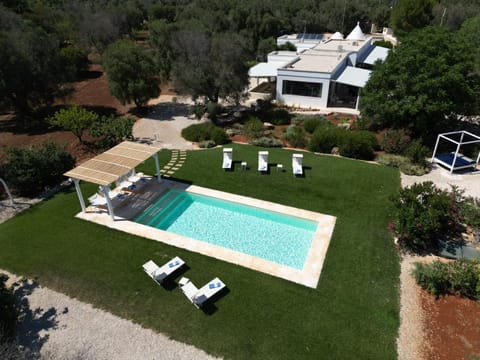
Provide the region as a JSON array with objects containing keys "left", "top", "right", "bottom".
[
  {"left": 153, "top": 153, "right": 162, "bottom": 183},
  {"left": 73, "top": 179, "right": 86, "bottom": 213},
  {"left": 102, "top": 185, "right": 115, "bottom": 220}
]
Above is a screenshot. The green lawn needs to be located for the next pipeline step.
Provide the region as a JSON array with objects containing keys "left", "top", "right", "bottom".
[{"left": 0, "top": 144, "right": 400, "bottom": 359}]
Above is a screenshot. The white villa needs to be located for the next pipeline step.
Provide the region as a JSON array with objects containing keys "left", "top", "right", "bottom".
[{"left": 248, "top": 23, "right": 390, "bottom": 112}]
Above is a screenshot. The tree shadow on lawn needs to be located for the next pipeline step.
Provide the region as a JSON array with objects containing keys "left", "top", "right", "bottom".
[{"left": 13, "top": 279, "right": 62, "bottom": 355}]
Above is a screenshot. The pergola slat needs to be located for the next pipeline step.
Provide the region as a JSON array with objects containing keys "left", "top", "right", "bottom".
[{"left": 64, "top": 141, "right": 161, "bottom": 186}]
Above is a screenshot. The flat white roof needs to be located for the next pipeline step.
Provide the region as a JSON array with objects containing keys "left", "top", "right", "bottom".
[
  {"left": 335, "top": 66, "right": 372, "bottom": 88},
  {"left": 249, "top": 58, "right": 296, "bottom": 77},
  {"left": 363, "top": 46, "right": 389, "bottom": 65},
  {"left": 282, "top": 38, "right": 372, "bottom": 73}
]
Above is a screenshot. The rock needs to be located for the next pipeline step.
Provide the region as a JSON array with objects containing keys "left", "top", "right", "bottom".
[
  {"left": 331, "top": 147, "right": 340, "bottom": 155},
  {"left": 263, "top": 122, "right": 274, "bottom": 129},
  {"left": 337, "top": 122, "right": 351, "bottom": 130}
]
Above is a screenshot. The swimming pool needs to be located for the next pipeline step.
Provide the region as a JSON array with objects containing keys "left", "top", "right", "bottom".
[{"left": 135, "top": 189, "right": 317, "bottom": 269}]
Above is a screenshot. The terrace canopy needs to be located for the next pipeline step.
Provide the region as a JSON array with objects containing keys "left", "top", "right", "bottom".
[
  {"left": 431, "top": 131, "right": 480, "bottom": 173},
  {"left": 64, "top": 141, "right": 162, "bottom": 220}
]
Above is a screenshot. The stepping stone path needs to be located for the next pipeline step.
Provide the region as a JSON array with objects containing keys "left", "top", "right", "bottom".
[{"left": 161, "top": 150, "right": 187, "bottom": 178}]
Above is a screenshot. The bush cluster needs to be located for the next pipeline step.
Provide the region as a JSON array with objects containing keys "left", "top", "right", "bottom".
[
  {"left": 339, "top": 130, "right": 378, "bottom": 160},
  {"left": 264, "top": 108, "right": 291, "bottom": 125},
  {"left": 379, "top": 128, "right": 411, "bottom": 154},
  {"left": 1, "top": 142, "right": 76, "bottom": 196},
  {"left": 302, "top": 116, "right": 328, "bottom": 134},
  {"left": 284, "top": 125, "right": 307, "bottom": 148},
  {"left": 249, "top": 136, "right": 283, "bottom": 147},
  {"left": 181, "top": 123, "right": 229, "bottom": 145},
  {"left": 391, "top": 182, "right": 462, "bottom": 250},
  {"left": 413, "top": 259, "right": 480, "bottom": 299},
  {"left": 308, "top": 125, "right": 377, "bottom": 160},
  {"left": 404, "top": 139, "right": 430, "bottom": 166},
  {"left": 376, "top": 154, "right": 431, "bottom": 176},
  {"left": 243, "top": 117, "right": 264, "bottom": 139}
]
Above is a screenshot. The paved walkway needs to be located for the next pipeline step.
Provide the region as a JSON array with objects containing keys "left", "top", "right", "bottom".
[
  {"left": 401, "top": 163, "right": 480, "bottom": 198},
  {"left": 133, "top": 97, "right": 206, "bottom": 150},
  {"left": 161, "top": 150, "right": 188, "bottom": 178}
]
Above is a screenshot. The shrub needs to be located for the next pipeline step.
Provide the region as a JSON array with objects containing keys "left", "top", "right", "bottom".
[
  {"left": 243, "top": 117, "right": 264, "bottom": 139},
  {"left": 1, "top": 142, "right": 75, "bottom": 196},
  {"left": 181, "top": 123, "right": 214, "bottom": 142},
  {"left": 379, "top": 128, "right": 411, "bottom": 154},
  {"left": 190, "top": 104, "right": 206, "bottom": 119},
  {"left": 404, "top": 139, "right": 430, "bottom": 166},
  {"left": 413, "top": 261, "right": 450, "bottom": 296},
  {"left": 308, "top": 126, "right": 346, "bottom": 153},
  {"left": 399, "top": 162, "right": 431, "bottom": 176},
  {"left": 90, "top": 116, "right": 135, "bottom": 150},
  {"left": 266, "top": 108, "right": 291, "bottom": 125},
  {"left": 391, "top": 182, "right": 462, "bottom": 250},
  {"left": 211, "top": 127, "right": 229, "bottom": 145},
  {"left": 285, "top": 125, "right": 307, "bottom": 148},
  {"left": 413, "top": 260, "right": 480, "bottom": 299},
  {"left": 249, "top": 137, "right": 283, "bottom": 147},
  {"left": 205, "top": 102, "right": 223, "bottom": 120},
  {"left": 376, "top": 154, "right": 409, "bottom": 168},
  {"left": 339, "top": 131, "right": 377, "bottom": 160},
  {"left": 199, "top": 140, "right": 216, "bottom": 148},
  {"left": 460, "top": 197, "right": 480, "bottom": 229},
  {"left": 303, "top": 116, "right": 328, "bottom": 134},
  {"left": 376, "top": 154, "right": 431, "bottom": 175}
]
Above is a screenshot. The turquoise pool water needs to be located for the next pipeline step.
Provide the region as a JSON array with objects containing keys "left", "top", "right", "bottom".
[{"left": 134, "top": 189, "right": 317, "bottom": 269}]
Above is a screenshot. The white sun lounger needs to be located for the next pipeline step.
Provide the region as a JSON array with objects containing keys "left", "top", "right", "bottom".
[
  {"left": 292, "top": 153, "right": 303, "bottom": 176},
  {"left": 88, "top": 193, "right": 107, "bottom": 206},
  {"left": 143, "top": 256, "right": 185, "bottom": 285},
  {"left": 179, "top": 277, "right": 226, "bottom": 308},
  {"left": 222, "top": 148, "right": 233, "bottom": 170},
  {"left": 258, "top": 151, "right": 269, "bottom": 172}
]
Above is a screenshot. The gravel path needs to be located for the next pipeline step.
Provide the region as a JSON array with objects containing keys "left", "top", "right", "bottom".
[
  {"left": 397, "top": 165, "right": 479, "bottom": 360},
  {"left": 2, "top": 271, "right": 219, "bottom": 360},
  {"left": 396, "top": 255, "right": 426, "bottom": 360}
]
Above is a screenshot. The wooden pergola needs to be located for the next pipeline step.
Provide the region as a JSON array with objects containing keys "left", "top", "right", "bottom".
[{"left": 64, "top": 141, "right": 162, "bottom": 220}]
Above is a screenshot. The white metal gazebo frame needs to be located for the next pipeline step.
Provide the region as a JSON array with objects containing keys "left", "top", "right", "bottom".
[{"left": 431, "top": 130, "right": 480, "bottom": 173}]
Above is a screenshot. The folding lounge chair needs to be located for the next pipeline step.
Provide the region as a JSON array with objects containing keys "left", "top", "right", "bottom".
[
  {"left": 222, "top": 148, "right": 233, "bottom": 170},
  {"left": 88, "top": 193, "right": 107, "bottom": 207},
  {"left": 292, "top": 153, "right": 303, "bottom": 176},
  {"left": 258, "top": 151, "right": 269, "bottom": 172},
  {"left": 142, "top": 256, "right": 185, "bottom": 285},
  {"left": 179, "top": 277, "right": 226, "bottom": 308}
]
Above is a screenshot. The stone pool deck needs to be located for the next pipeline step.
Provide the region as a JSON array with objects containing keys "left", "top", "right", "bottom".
[{"left": 77, "top": 179, "right": 336, "bottom": 288}]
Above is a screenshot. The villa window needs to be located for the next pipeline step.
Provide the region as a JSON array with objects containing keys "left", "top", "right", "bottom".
[{"left": 282, "top": 80, "right": 323, "bottom": 98}]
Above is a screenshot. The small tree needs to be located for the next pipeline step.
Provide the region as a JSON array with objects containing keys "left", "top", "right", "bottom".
[
  {"left": 102, "top": 40, "right": 160, "bottom": 107},
  {"left": 90, "top": 116, "right": 136, "bottom": 150},
  {"left": 49, "top": 106, "right": 98, "bottom": 144}
]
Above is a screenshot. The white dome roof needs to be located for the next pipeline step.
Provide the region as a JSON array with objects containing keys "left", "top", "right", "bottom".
[
  {"left": 346, "top": 22, "right": 365, "bottom": 40},
  {"left": 330, "top": 32, "right": 344, "bottom": 40}
]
